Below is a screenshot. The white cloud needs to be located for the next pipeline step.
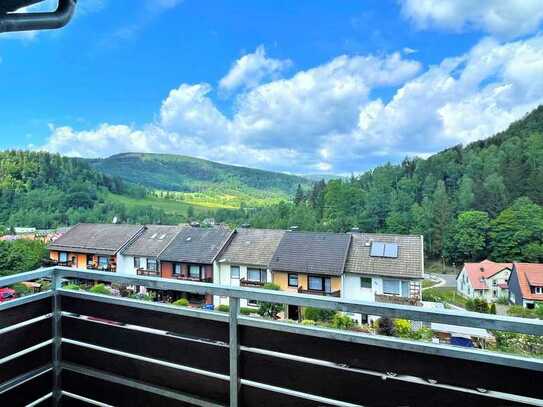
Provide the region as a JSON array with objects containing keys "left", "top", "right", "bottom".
[
  {"left": 400, "top": 0, "right": 543, "bottom": 39},
  {"left": 40, "top": 35, "right": 543, "bottom": 174},
  {"left": 219, "top": 46, "right": 292, "bottom": 93}
]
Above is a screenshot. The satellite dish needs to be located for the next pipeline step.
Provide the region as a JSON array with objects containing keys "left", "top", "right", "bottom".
[{"left": 0, "top": 0, "right": 77, "bottom": 33}]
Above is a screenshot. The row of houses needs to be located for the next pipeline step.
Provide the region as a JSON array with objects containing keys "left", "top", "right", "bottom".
[
  {"left": 457, "top": 259, "right": 543, "bottom": 309},
  {"left": 48, "top": 223, "right": 424, "bottom": 321}
]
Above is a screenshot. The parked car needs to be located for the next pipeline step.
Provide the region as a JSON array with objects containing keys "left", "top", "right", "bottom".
[{"left": 0, "top": 288, "right": 16, "bottom": 303}]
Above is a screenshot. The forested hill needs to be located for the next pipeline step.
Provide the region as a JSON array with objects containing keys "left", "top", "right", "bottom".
[
  {"left": 86, "top": 152, "right": 311, "bottom": 195},
  {"left": 217, "top": 105, "right": 543, "bottom": 264},
  {"left": 0, "top": 151, "right": 176, "bottom": 228}
]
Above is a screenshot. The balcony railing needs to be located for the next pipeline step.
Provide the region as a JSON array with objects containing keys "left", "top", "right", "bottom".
[
  {"left": 375, "top": 293, "right": 421, "bottom": 306},
  {"left": 240, "top": 278, "right": 265, "bottom": 287},
  {"left": 297, "top": 287, "right": 341, "bottom": 297},
  {"left": 137, "top": 268, "right": 160, "bottom": 277},
  {"left": 87, "top": 264, "right": 115, "bottom": 272},
  {"left": 1, "top": 267, "right": 543, "bottom": 406},
  {"left": 171, "top": 274, "right": 212, "bottom": 283}
]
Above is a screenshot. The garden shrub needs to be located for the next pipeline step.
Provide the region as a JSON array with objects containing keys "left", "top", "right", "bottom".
[
  {"left": 173, "top": 298, "right": 189, "bottom": 307},
  {"left": 303, "top": 306, "right": 336, "bottom": 322},
  {"left": 89, "top": 283, "right": 111, "bottom": 295}
]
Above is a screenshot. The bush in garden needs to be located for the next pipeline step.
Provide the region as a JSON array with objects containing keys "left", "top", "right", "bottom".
[
  {"left": 496, "top": 296, "right": 509, "bottom": 305},
  {"left": 239, "top": 307, "right": 253, "bottom": 315},
  {"left": 466, "top": 298, "right": 490, "bottom": 313},
  {"left": 11, "top": 282, "right": 31, "bottom": 295},
  {"left": 89, "top": 283, "right": 111, "bottom": 295},
  {"left": 301, "top": 319, "right": 317, "bottom": 326},
  {"left": 303, "top": 306, "right": 336, "bottom": 322},
  {"left": 331, "top": 314, "right": 355, "bottom": 330},
  {"left": 393, "top": 319, "right": 412, "bottom": 338},
  {"left": 173, "top": 298, "right": 189, "bottom": 307},
  {"left": 64, "top": 283, "right": 80, "bottom": 291},
  {"left": 257, "top": 283, "right": 283, "bottom": 319},
  {"left": 490, "top": 303, "right": 497, "bottom": 315},
  {"left": 216, "top": 304, "right": 229, "bottom": 312},
  {"left": 507, "top": 305, "right": 536, "bottom": 319}
]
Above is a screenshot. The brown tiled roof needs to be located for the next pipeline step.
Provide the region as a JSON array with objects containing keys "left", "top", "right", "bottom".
[
  {"left": 344, "top": 233, "right": 424, "bottom": 279},
  {"left": 48, "top": 223, "right": 144, "bottom": 256},
  {"left": 515, "top": 263, "right": 543, "bottom": 301},
  {"left": 123, "top": 225, "right": 185, "bottom": 258},
  {"left": 159, "top": 226, "right": 233, "bottom": 264},
  {"left": 270, "top": 231, "right": 351, "bottom": 276},
  {"left": 219, "top": 228, "right": 285, "bottom": 267}
]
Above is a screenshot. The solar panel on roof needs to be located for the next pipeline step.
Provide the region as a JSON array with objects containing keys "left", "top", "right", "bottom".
[
  {"left": 384, "top": 243, "right": 398, "bottom": 258},
  {"left": 370, "top": 241, "right": 385, "bottom": 257}
]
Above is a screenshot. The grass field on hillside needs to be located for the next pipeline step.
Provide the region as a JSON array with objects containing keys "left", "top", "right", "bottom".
[{"left": 106, "top": 193, "right": 212, "bottom": 217}]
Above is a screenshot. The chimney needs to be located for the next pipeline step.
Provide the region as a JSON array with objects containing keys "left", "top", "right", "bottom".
[{"left": 480, "top": 267, "right": 484, "bottom": 273}]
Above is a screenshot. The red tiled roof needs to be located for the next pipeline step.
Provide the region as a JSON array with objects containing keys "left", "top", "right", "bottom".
[
  {"left": 515, "top": 263, "right": 543, "bottom": 301},
  {"left": 463, "top": 259, "right": 511, "bottom": 290}
]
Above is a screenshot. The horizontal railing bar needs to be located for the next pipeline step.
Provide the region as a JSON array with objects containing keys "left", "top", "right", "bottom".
[
  {"left": 240, "top": 379, "right": 363, "bottom": 407},
  {"left": 59, "top": 289, "right": 229, "bottom": 323},
  {"left": 56, "top": 268, "right": 543, "bottom": 335},
  {"left": 62, "top": 338, "right": 230, "bottom": 381},
  {"left": 61, "top": 390, "right": 113, "bottom": 407},
  {"left": 0, "top": 314, "right": 51, "bottom": 336},
  {"left": 238, "top": 316, "right": 543, "bottom": 371},
  {"left": 0, "top": 268, "right": 53, "bottom": 287},
  {"left": 0, "top": 290, "right": 53, "bottom": 312},
  {"left": 26, "top": 392, "right": 53, "bottom": 407},
  {"left": 0, "top": 340, "right": 53, "bottom": 365},
  {"left": 61, "top": 362, "right": 226, "bottom": 407},
  {"left": 0, "top": 364, "right": 52, "bottom": 395},
  {"left": 242, "top": 346, "right": 543, "bottom": 406}
]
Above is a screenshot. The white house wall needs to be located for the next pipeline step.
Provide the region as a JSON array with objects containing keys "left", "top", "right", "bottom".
[{"left": 213, "top": 262, "right": 270, "bottom": 308}]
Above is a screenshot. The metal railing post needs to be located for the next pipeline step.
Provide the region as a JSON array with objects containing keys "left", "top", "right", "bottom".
[
  {"left": 52, "top": 268, "right": 62, "bottom": 406},
  {"left": 229, "top": 297, "right": 240, "bottom": 407}
]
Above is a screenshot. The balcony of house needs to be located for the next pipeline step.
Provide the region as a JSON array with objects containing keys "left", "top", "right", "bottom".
[
  {"left": 86, "top": 263, "right": 116, "bottom": 272},
  {"left": 297, "top": 286, "right": 341, "bottom": 297},
  {"left": 136, "top": 268, "right": 161, "bottom": 277},
  {"left": 171, "top": 273, "right": 213, "bottom": 283},
  {"left": 375, "top": 293, "right": 420, "bottom": 306},
  {"left": 1, "top": 267, "right": 543, "bottom": 406},
  {"left": 240, "top": 278, "right": 266, "bottom": 288}
]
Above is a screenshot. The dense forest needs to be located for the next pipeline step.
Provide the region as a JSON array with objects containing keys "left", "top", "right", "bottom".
[
  {"left": 0, "top": 151, "right": 178, "bottom": 227},
  {"left": 87, "top": 152, "right": 311, "bottom": 196},
  {"left": 216, "top": 105, "right": 543, "bottom": 264}
]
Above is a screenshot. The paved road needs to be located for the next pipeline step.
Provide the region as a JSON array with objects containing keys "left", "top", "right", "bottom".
[{"left": 430, "top": 273, "right": 457, "bottom": 288}]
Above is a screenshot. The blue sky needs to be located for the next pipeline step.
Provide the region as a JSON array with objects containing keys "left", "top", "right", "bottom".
[{"left": 1, "top": 0, "right": 543, "bottom": 174}]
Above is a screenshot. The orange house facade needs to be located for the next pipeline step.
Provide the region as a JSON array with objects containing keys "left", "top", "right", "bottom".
[{"left": 48, "top": 223, "right": 145, "bottom": 273}]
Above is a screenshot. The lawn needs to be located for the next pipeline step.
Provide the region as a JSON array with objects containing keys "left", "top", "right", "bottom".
[
  {"left": 422, "top": 287, "right": 468, "bottom": 308},
  {"left": 106, "top": 193, "right": 212, "bottom": 217}
]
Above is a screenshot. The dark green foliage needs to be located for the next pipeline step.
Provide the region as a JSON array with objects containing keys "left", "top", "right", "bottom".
[
  {"left": 444, "top": 211, "right": 490, "bottom": 263},
  {"left": 216, "top": 304, "right": 229, "bottom": 312},
  {"left": 465, "top": 298, "right": 491, "bottom": 313},
  {"left": 0, "top": 239, "right": 47, "bottom": 276},
  {"left": 0, "top": 150, "right": 179, "bottom": 228},
  {"left": 303, "top": 307, "right": 336, "bottom": 322},
  {"left": 257, "top": 283, "right": 283, "bottom": 319},
  {"left": 88, "top": 152, "right": 310, "bottom": 195}
]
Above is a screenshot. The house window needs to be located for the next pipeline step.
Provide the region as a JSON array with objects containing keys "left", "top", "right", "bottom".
[
  {"left": 147, "top": 259, "right": 157, "bottom": 271},
  {"left": 308, "top": 276, "right": 331, "bottom": 293},
  {"left": 173, "top": 263, "right": 182, "bottom": 276},
  {"left": 231, "top": 266, "right": 240, "bottom": 279},
  {"left": 248, "top": 299, "right": 259, "bottom": 307},
  {"left": 288, "top": 273, "right": 298, "bottom": 287},
  {"left": 383, "top": 279, "right": 400, "bottom": 295},
  {"left": 134, "top": 257, "right": 141, "bottom": 268},
  {"left": 189, "top": 265, "right": 201, "bottom": 279},
  {"left": 59, "top": 252, "right": 68, "bottom": 262},
  {"left": 360, "top": 277, "right": 372, "bottom": 289},
  {"left": 98, "top": 256, "right": 109, "bottom": 269},
  {"left": 248, "top": 268, "right": 265, "bottom": 282},
  {"left": 534, "top": 286, "right": 543, "bottom": 295}
]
